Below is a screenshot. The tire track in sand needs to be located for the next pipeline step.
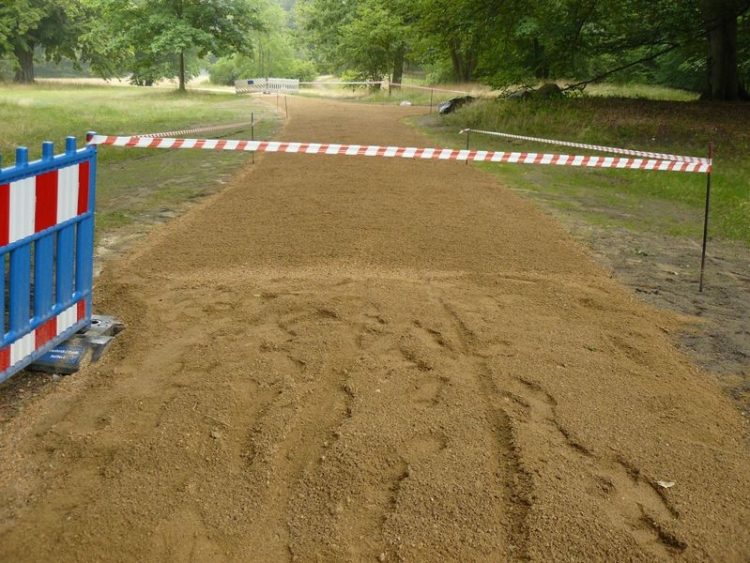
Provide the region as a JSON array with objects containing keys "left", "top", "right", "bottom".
[
  {"left": 240, "top": 300, "right": 357, "bottom": 560},
  {"left": 439, "top": 298, "right": 533, "bottom": 561},
  {"left": 440, "top": 294, "right": 687, "bottom": 560}
]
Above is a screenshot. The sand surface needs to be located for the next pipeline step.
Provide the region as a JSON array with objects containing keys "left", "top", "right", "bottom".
[{"left": 1, "top": 96, "right": 749, "bottom": 561}]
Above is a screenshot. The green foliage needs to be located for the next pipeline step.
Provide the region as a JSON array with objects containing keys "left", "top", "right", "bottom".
[
  {"left": 296, "top": 0, "right": 410, "bottom": 80},
  {"left": 408, "top": 0, "right": 491, "bottom": 82},
  {"left": 296, "top": 0, "right": 748, "bottom": 98},
  {"left": 472, "top": 0, "right": 748, "bottom": 99},
  {"left": 0, "top": 0, "right": 92, "bottom": 80},
  {"left": 337, "top": 2, "right": 406, "bottom": 80},
  {"left": 85, "top": 0, "right": 263, "bottom": 88},
  {"left": 0, "top": 1, "right": 44, "bottom": 55},
  {"left": 0, "top": 0, "right": 268, "bottom": 86},
  {"left": 210, "top": 53, "right": 316, "bottom": 84},
  {"left": 6, "top": 0, "right": 747, "bottom": 97},
  {"left": 296, "top": 0, "right": 354, "bottom": 73},
  {"left": 209, "top": 0, "right": 316, "bottom": 84}
]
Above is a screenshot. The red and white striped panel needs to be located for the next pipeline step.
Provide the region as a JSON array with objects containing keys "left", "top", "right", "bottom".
[
  {"left": 0, "top": 299, "right": 86, "bottom": 372},
  {"left": 0, "top": 161, "right": 90, "bottom": 246},
  {"left": 89, "top": 135, "right": 712, "bottom": 174}
]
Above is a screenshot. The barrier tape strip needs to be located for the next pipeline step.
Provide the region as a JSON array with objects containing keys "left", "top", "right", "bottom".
[
  {"left": 88, "top": 135, "right": 710, "bottom": 174},
  {"left": 461, "top": 128, "right": 710, "bottom": 165},
  {"left": 144, "top": 120, "right": 256, "bottom": 138}
]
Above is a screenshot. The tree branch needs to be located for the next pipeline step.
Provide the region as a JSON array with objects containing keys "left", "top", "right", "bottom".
[{"left": 562, "top": 43, "right": 680, "bottom": 91}]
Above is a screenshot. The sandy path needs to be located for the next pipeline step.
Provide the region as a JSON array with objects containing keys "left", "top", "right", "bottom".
[{"left": 1, "top": 96, "right": 749, "bottom": 562}]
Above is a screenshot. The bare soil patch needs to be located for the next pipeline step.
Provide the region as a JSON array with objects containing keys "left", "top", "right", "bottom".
[
  {"left": 568, "top": 222, "right": 750, "bottom": 418},
  {"left": 0, "top": 96, "right": 749, "bottom": 561}
]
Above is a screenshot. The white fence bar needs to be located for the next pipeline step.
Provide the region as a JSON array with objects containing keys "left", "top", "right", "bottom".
[{"left": 235, "top": 78, "right": 300, "bottom": 94}]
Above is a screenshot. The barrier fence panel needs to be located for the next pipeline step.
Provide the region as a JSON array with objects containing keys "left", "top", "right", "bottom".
[
  {"left": 235, "top": 78, "right": 300, "bottom": 94},
  {"left": 0, "top": 137, "right": 96, "bottom": 384}
]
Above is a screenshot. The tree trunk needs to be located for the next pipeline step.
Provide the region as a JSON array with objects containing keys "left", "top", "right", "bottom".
[
  {"left": 258, "top": 39, "right": 264, "bottom": 76},
  {"left": 391, "top": 46, "right": 405, "bottom": 88},
  {"left": 178, "top": 50, "right": 186, "bottom": 92},
  {"left": 701, "top": 1, "right": 748, "bottom": 100},
  {"left": 465, "top": 51, "right": 477, "bottom": 82},
  {"left": 13, "top": 43, "right": 35, "bottom": 83},
  {"left": 448, "top": 40, "right": 475, "bottom": 82},
  {"left": 449, "top": 45, "right": 462, "bottom": 81},
  {"left": 532, "top": 38, "right": 550, "bottom": 80}
]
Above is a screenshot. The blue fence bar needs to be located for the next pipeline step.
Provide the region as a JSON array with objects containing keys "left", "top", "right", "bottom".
[{"left": 0, "top": 137, "right": 97, "bottom": 384}]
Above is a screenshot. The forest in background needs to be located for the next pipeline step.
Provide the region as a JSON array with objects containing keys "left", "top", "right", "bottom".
[{"left": 0, "top": 0, "right": 748, "bottom": 100}]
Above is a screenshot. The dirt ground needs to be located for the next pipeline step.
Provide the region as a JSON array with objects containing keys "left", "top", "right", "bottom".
[
  {"left": 570, "top": 224, "right": 750, "bottom": 417},
  {"left": 1, "top": 96, "right": 749, "bottom": 562},
  {"left": 496, "top": 181, "right": 750, "bottom": 419}
]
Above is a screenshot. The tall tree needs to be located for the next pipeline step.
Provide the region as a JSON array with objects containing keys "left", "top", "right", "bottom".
[
  {"left": 473, "top": 0, "right": 749, "bottom": 100},
  {"left": 296, "top": 0, "right": 410, "bottom": 83},
  {"left": 209, "top": 0, "right": 316, "bottom": 84},
  {"left": 296, "top": 0, "right": 356, "bottom": 74},
  {"left": 337, "top": 1, "right": 407, "bottom": 82},
  {"left": 410, "top": 0, "right": 495, "bottom": 82},
  {"left": 100, "top": 0, "right": 263, "bottom": 91},
  {"left": 0, "top": 0, "right": 86, "bottom": 83},
  {"left": 701, "top": 0, "right": 749, "bottom": 100}
]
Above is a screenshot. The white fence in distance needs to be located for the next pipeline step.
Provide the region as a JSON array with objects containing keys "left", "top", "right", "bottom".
[{"left": 235, "top": 78, "right": 300, "bottom": 94}]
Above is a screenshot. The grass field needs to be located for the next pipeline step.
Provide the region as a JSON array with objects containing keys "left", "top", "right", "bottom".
[
  {"left": 414, "top": 96, "right": 750, "bottom": 245},
  {"left": 0, "top": 84, "right": 281, "bottom": 239}
]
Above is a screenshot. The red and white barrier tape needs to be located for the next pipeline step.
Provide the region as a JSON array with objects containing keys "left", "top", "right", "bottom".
[
  {"left": 461, "top": 128, "right": 710, "bottom": 165},
  {"left": 144, "top": 120, "right": 256, "bottom": 138},
  {"left": 88, "top": 135, "right": 711, "bottom": 174}
]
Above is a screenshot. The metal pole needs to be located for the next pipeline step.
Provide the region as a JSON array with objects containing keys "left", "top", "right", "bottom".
[
  {"left": 251, "top": 111, "right": 255, "bottom": 165},
  {"left": 430, "top": 89, "right": 434, "bottom": 113},
  {"left": 465, "top": 129, "right": 471, "bottom": 165},
  {"left": 699, "top": 142, "right": 714, "bottom": 293},
  {"left": 284, "top": 95, "right": 288, "bottom": 119}
]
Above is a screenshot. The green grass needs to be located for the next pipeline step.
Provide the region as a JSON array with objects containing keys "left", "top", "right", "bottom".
[
  {"left": 413, "top": 96, "right": 750, "bottom": 244},
  {"left": 0, "top": 83, "right": 261, "bottom": 159},
  {"left": 585, "top": 83, "right": 700, "bottom": 102},
  {"left": 0, "top": 84, "right": 281, "bottom": 242}
]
